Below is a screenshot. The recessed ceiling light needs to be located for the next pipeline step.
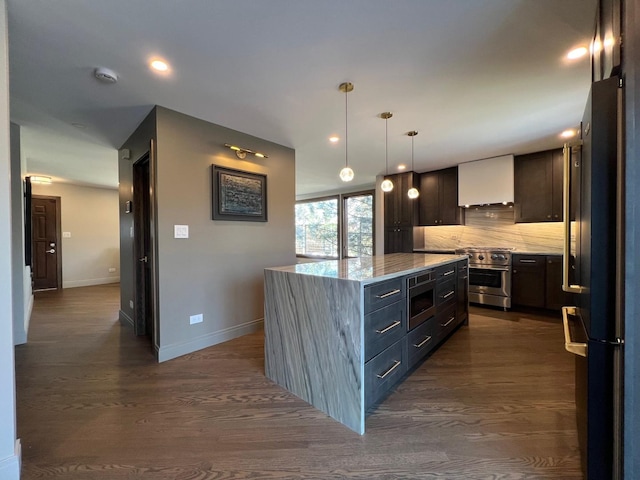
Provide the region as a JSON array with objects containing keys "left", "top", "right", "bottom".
[
  {"left": 150, "top": 59, "right": 169, "bottom": 72},
  {"left": 567, "top": 47, "right": 588, "bottom": 60},
  {"left": 561, "top": 129, "right": 576, "bottom": 138},
  {"left": 94, "top": 67, "right": 118, "bottom": 83},
  {"left": 397, "top": 164, "right": 406, "bottom": 171},
  {"left": 329, "top": 136, "right": 339, "bottom": 143}
]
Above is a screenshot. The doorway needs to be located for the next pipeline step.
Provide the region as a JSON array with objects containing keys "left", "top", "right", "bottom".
[
  {"left": 132, "top": 152, "right": 155, "bottom": 342},
  {"left": 31, "top": 195, "right": 62, "bottom": 291}
]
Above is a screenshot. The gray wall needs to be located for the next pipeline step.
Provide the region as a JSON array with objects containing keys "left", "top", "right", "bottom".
[
  {"left": 0, "top": 0, "right": 20, "bottom": 476},
  {"left": 119, "top": 106, "right": 296, "bottom": 361},
  {"left": 10, "top": 122, "right": 30, "bottom": 345},
  {"left": 32, "top": 182, "right": 120, "bottom": 288}
]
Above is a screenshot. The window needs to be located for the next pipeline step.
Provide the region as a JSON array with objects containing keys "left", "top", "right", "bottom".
[
  {"left": 295, "top": 191, "right": 374, "bottom": 259},
  {"left": 295, "top": 197, "right": 339, "bottom": 258}
]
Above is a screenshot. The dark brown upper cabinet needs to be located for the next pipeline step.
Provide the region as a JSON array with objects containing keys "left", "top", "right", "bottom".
[
  {"left": 418, "top": 167, "right": 464, "bottom": 226},
  {"left": 514, "top": 149, "right": 564, "bottom": 223},
  {"left": 383, "top": 172, "right": 419, "bottom": 253}
]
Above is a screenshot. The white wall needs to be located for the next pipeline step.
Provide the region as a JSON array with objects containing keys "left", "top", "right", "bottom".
[
  {"left": 0, "top": 0, "right": 21, "bottom": 476},
  {"left": 32, "top": 182, "right": 120, "bottom": 288}
]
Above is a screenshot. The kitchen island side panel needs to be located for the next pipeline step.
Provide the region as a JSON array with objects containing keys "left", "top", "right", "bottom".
[{"left": 264, "top": 269, "right": 364, "bottom": 433}]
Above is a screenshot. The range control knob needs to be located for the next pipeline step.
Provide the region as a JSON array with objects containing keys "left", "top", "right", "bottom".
[
  {"left": 478, "top": 254, "right": 485, "bottom": 261},
  {"left": 491, "top": 253, "right": 498, "bottom": 260}
]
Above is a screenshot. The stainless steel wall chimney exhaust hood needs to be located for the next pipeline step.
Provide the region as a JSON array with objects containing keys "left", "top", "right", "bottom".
[{"left": 457, "top": 154, "right": 514, "bottom": 206}]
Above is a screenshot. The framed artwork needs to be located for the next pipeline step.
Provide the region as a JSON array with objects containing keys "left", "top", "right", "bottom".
[{"left": 211, "top": 165, "right": 267, "bottom": 222}]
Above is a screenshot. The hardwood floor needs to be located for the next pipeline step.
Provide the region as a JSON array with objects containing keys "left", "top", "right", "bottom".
[{"left": 15, "top": 285, "right": 581, "bottom": 479}]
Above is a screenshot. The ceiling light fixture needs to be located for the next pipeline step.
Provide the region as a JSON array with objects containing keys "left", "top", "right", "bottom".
[
  {"left": 380, "top": 112, "right": 394, "bottom": 193},
  {"left": 224, "top": 143, "right": 268, "bottom": 159},
  {"left": 397, "top": 164, "right": 406, "bottom": 171},
  {"left": 407, "top": 131, "right": 419, "bottom": 199},
  {"left": 561, "top": 129, "right": 576, "bottom": 138},
  {"left": 29, "top": 175, "right": 52, "bottom": 185},
  {"left": 150, "top": 59, "right": 169, "bottom": 72},
  {"left": 94, "top": 67, "right": 118, "bottom": 83},
  {"left": 338, "top": 82, "right": 354, "bottom": 182},
  {"left": 329, "top": 136, "right": 339, "bottom": 143},
  {"left": 567, "top": 47, "right": 588, "bottom": 60}
]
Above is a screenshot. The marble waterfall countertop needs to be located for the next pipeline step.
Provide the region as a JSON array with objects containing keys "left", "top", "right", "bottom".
[{"left": 267, "top": 253, "right": 467, "bottom": 284}]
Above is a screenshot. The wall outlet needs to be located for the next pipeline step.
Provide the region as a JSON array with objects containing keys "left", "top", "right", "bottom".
[
  {"left": 190, "top": 313, "right": 203, "bottom": 325},
  {"left": 62, "top": 231, "right": 71, "bottom": 238},
  {"left": 108, "top": 267, "right": 116, "bottom": 273},
  {"left": 129, "top": 300, "right": 134, "bottom": 309}
]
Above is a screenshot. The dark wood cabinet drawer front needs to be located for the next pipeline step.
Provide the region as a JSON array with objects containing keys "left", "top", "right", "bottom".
[
  {"left": 435, "top": 264, "right": 457, "bottom": 281},
  {"left": 436, "top": 278, "right": 456, "bottom": 308},
  {"left": 457, "top": 260, "right": 468, "bottom": 278},
  {"left": 406, "top": 316, "right": 437, "bottom": 369},
  {"left": 365, "top": 338, "right": 407, "bottom": 409},
  {"left": 513, "top": 255, "right": 544, "bottom": 267},
  {"left": 437, "top": 304, "right": 458, "bottom": 340},
  {"left": 364, "top": 301, "right": 406, "bottom": 362},
  {"left": 365, "top": 278, "right": 405, "bottom": 314}
]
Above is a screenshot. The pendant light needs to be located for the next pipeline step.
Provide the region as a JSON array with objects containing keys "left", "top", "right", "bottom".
[
  {"left": 338, "top": 82, "right": 355, "bottom": 182},
  {"left": 407, "top": 131, "right": 420, "bottom": 199},
  {"left": 380, "top": 112, "right": 394, "bottom": 192}
]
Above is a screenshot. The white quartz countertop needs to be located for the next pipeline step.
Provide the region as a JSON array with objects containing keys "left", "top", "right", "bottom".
[{"left": 266, "top": 253, "right": 466, "bottom": 284}]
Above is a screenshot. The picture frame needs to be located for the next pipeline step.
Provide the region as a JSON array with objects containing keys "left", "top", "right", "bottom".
[{"left": 211, "top": 165, "right": 267, "bottom": 222}]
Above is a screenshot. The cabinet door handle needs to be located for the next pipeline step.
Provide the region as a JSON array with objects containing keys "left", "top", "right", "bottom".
[
  {"left": 443, "top": 270, "right": 455, "bottom": 276},
  {"left": 443, "top": 291, "right": 455, "bottom": 299},
  {"left": 376, "top": 320, "right": 401, "bottom": 335},
  {"left": 441, "top": 316, "right": 455, "bottom": 328},
  {"left": 413, "top": 336, "right": 432, "bottom": 348},
  {"left": 375, "top": 289, "right": 401, "bottom": 299},
  {"left": 518, "top": 259, "right": 537, "bottom": 263},
  {"left": 376, "top": 360, "right": 402, "bottom": 379}
]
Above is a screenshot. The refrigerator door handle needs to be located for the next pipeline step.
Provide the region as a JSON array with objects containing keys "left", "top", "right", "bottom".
[
  {"left": 562, "top": 142, "right": 585, "bottom": 294},
  {"left": 562, "top": 306, "right": 587, "bottom": 357}
]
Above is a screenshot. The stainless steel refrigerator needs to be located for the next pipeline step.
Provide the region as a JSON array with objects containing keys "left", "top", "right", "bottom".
[{"left": 562, "top": 75, "right": 624, "bottom": 479}]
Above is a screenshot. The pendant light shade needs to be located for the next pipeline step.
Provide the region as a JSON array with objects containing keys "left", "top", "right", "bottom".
[
  {"left": 380, "top": 112, "right": 394, "bottom": 193},
  {"left": 339, "top": 82, "right": 354, "bottom": 182},
  {"left": 407, "top": 131, "right": 420, "bottom": 199}
]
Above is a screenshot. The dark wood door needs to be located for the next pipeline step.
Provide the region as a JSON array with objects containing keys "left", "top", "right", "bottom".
[
  {"left": 514, "top": 151, "right": 554, "bottom": 222},
  {"left": 384, "top": 227, "right": 412, "bottom": 254},
  {"left": 439, "top": 167, "right": 464, "bottom": 225},
  {"left": 383, "top": 174, "right": 400, "bottom": 227},
  {"left": 545, "top": 255, "right": 573, "bottom": 311},
  {"left": 551, "top": 149, "right": 565, "bottom": 221},
  {"left": 133, "top": 154, "right": 154, "bottom": 338},
  {"left": 418, "top": 172, "right": 439, "bottom": 225},
  {"left": 31, "top": 196, "right": 61, "bottom": 290}
]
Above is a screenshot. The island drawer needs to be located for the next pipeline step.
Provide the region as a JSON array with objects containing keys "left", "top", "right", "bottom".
[
  {"left": 406, "top": 315, "right": 437, "bottom": 369},
  {"left": 365, "top": 338, "right": 407, "bottom": 409},
  {"left": 435, "top": 264, "right": 457, "bottom": 281},
  {"left": 364, "top": 278, "right": 405, "bottom": 314},
  {"left": 436, "top": 278, "right": 456, "bottom": 308},
  {"left": 436, "top": 303, "right": 458, "bottom": 341},
  {"left": 364, "top": 300, "right": 406, "bottom": 362}
]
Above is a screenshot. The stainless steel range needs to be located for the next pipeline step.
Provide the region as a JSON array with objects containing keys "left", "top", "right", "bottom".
[{"left": 455, "top": 247, "right": 514, "bottom": 310}]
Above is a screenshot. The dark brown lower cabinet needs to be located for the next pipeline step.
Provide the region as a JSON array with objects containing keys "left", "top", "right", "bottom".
[
  {"left": 511, "top": 254, "right": 573, "bottom": 311},
  {"left": 384, "top": 227, "right": 413, "bottom": 253}
]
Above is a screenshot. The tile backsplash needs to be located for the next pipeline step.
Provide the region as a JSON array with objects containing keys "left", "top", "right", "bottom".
[{"left": 415, "top": 205, "right": 569, "bottom": 253}]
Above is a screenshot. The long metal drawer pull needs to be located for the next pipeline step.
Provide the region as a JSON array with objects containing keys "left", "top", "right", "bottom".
[
  {"left": 519, "top": 259, "right": 537, "bottom": 263},
  {"left": 443, "top": 291, "right": 455, "bottom": 299},
  {"left": 376, "top": 360, "right": 401, "bottom": 379},
  {"left": 413, "top": 336, "right": 432, "bottom": 348},
  {"left": 376, "top": 320, "right": 401, "bottom": 334},
  {"left": 562, "top": 143, "right": 584, "bottom": 294},
  {"left": 443, "top": 270, "right": 455, "bottom": 276},
  {"left": 441, "top": 317, "right": 455, "bottom": 327},
  {"left": 562, "top": 306, "right": 587, "bottom": 357},
  {"left": 375, "top": 289, "right": 401, "bottom": 299}
]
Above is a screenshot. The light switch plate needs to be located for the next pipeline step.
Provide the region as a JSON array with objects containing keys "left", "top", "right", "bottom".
[
  {"left": 62, "top": 232, "right": 71, "bottom": 238},
  {"left": 174, "top": 225, "right": 189, "bottom": 239},
  {"left": 190, "top": 313, "right": 203, "bottom": 325}
]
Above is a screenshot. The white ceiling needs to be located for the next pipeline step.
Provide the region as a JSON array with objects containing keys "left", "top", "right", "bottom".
[{"left": 8, "top": 0, "right": 596, "bottom": 195}]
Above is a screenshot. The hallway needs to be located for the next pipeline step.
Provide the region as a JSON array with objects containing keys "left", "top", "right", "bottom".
[{"left": 15, "top": 284, "right": 581, "bottom": 479}]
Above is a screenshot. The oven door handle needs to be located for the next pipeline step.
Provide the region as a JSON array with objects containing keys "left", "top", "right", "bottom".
[{"left": 469, "top": 266, "right": 510, "bottom": 272}]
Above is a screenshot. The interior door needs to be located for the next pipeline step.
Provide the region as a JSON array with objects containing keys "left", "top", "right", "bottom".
[
  {"left": 31, "top": 195, "right": 61, "bottom": 290},
  {"left": 133, "top": 153, "right": 154, "bottom": 339}
]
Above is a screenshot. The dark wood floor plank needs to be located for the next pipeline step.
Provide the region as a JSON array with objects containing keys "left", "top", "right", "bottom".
[{"left": 15, "top": 284, "right": 581, "bottom": 479}]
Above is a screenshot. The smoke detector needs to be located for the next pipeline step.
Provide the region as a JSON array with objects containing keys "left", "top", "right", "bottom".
[{"left": 94, "top": 67, "right": 118, "bottom": 83}]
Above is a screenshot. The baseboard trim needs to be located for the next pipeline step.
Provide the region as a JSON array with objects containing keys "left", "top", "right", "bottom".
[
  {"left": 158, "top": 318, "right": 264, "bottom": 363},
  {"left": 0, "top": 439, "right": 21, "bottom": 480},
  {"left": 64, "top": 277, "right": 120, "bottom": 289},
  {"left": 119, "top": 310, "right": 134, "bottom": 328}
]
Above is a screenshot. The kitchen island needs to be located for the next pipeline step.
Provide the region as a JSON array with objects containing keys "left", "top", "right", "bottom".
[{"left": 264, "top": 253, "right": 468, "bottom": 434}]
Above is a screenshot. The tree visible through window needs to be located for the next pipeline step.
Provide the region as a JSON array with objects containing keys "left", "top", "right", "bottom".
[
  {"left": 295, "top": 198, "right": 339, "bottom": 258},
  {"left": 344, "top": 193, "right": 373, "bottom": 258}
]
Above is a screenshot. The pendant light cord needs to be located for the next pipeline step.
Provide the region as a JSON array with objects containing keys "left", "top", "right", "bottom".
[
  {"left": 345, "top": 89, "right": 349, "bottom": 169},
  {"left": 385, "top": 117, "right": 388, "bottom": 174}
]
